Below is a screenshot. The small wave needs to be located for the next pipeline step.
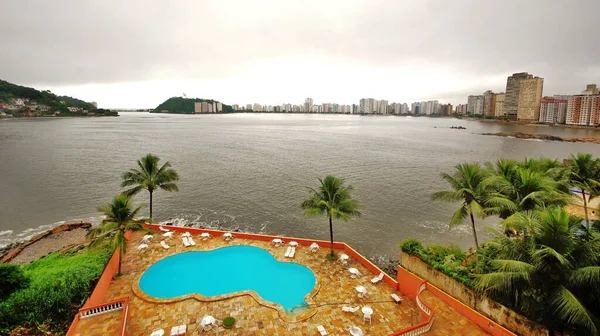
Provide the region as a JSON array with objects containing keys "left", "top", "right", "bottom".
[{"left": 0, "top": 230, "right": 13, "bottom": 237}]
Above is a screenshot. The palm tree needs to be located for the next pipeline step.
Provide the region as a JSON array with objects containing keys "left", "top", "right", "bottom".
[
  {"left": 475, "top": 207, "right": 600, "bottom": 335},
  {"left": 566, "top": 153, "right": 600, "bottom": 230},
  {"left": 87, "top": 195, "right": 147, "bottom": 275},
  {"left": 485, "top": 165, "right": 572, "bottom": 224},
  {"left": 121, "top": 153, "right": 179, "bottom": 220},
  {"left": 301, "top": 175, "right": 362, "bottom": 258},
  {"left": 432, "top": 163, "right": 492, "bottom": 250}
]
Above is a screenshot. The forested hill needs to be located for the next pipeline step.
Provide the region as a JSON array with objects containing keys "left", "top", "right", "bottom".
[
  {"left": 0, "top": 79, "right": 95, "bottom": 111},
  {"left": 153, "top": 97, "right": 233, "bottom": 113}
]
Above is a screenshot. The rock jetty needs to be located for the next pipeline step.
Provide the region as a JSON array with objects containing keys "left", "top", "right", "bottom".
[{"left": 481, "top": 132, "right": 600, "bottom": 144}]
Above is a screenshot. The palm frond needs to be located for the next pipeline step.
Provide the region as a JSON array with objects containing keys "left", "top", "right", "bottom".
[
  {"left": 549, "top": 286, "right": 598, "bottom": 335},
  {"left": 569, "top": 266, "right": 600, "bottom": 288},
  {"left": 449, "top": 205, "right": 468, "bottom": 228}
]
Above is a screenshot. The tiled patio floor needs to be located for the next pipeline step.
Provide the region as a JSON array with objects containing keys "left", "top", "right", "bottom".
[
  {"left": 72, "top": 310, "right": 122, "bottom": 336},
  {"left": 73, "top": 231, "right": 491, "bottom": 335}
]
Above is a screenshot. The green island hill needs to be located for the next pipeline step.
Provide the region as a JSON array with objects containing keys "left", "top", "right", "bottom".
[
  {"left": 153, "top": 96, "right": 234, "bottom": 114},
  {"left": 0, "top": 79, "right": 117, "bottom": 117}
]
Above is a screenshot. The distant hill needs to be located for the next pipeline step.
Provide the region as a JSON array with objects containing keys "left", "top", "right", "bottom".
[
  {"left": 0, "top": 79, "right": 116, "bottom": 116},
  {"left": 153, "top": 97, "right": 233, "bottom": 113}
]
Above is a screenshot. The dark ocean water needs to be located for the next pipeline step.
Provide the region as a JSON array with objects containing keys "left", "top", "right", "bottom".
[{"left": 1, "top": 113, "right": 599, "bottom": 261}]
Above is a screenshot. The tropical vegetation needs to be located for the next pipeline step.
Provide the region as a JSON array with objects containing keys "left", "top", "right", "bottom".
[
  {"left": 476, "top": 207, "right": 600, "bottom": 335},
  {"left": 0, "top": 79, "right": 116, "bottom": 116},
  {"left": 86, "top": 194, "right": 147, "bottom": 275},
  {"left": 422, "top": 154, "right": 600, "bottom": 335},
  {"left": 0, "top": 244, "right": 112, "bottom": 334},
  {"left": 301, "top": 175, "right": 362, "bottom": 258},
  {"left": 121, "top": 153, "right": 180, "bottom": 220},
  {"left": 153, "top": 97, "right": 234, "bottom": 113},
  {"left": 431, "top": 163, "right": 490, "bottom": 250}
]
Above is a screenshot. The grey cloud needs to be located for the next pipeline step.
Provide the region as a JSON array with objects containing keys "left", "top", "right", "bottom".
[{"left": 0, "top": 0, "right": 598, "bottom": 100}]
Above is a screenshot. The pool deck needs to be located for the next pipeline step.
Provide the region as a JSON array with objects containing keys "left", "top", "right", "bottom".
[{"left": 70, "top": 228, "right": 493, "bottom": 335}]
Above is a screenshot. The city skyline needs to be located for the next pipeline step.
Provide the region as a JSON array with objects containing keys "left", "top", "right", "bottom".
[{"left": 1, "top": 0, "right": 599, "bottom": 108}]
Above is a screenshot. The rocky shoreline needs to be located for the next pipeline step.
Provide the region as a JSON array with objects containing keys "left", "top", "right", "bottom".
[
  {"left": 481, "top": 131, "right": 600, "bottom": 144},
  {"left": 0, "top": 222, "right": 91, "bottom": 264}
]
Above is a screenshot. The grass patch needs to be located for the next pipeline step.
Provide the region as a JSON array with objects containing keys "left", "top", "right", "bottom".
[
  {"left": 22, "top": 247, "right": 112, "bottom": 286},
  {"left": 0, "top": 244, "right": 113, "bottom": 334}
]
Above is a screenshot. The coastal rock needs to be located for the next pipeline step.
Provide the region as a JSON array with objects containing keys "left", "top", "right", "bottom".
[
  {"left": 0, "top": 222, "right": 91, "bottom": 264},
  {"left": 481, "top": 131, "right": 600, "bottom": 144}
]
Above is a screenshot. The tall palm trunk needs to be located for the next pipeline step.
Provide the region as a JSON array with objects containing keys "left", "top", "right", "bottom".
[
  {"left": 469, "top": 211, "right": 479, "bottom": 250},
  {"left": 117, "top": 249, "right": 122, "bottom": 275},
  {"left": 149, "top": 190, "right": 153, "bottom": 221},
  {"left": 328, "top": 214, "right": 334, "bottom": 256},
  {"left": 582, "top": 188, "right": 590, "bottom": 230}
]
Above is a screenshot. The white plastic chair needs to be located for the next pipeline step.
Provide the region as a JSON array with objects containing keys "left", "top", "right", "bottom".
[{"left": 371, "top": 272, "right": 384, "bottom": 284}]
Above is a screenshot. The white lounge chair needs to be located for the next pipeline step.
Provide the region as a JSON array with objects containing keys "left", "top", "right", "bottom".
[
  {"left": 138, "top": 243, "right": 149, "bottom": 250},
  {"left": 371, "top": 272, "right": 384, "bottom": 284},
  {"left": 309, "top": 242, "right": 320, "bottom": 252},
  {"left": 160, "top": 240, "right": 170, "bottom": 249},
  {"left": 391, "top": 293, "right": 403, "bottom": 304},
  {"left": 316, "top": 325, "right": 328, "bottom": 336},
  {"left": 288, "top": 247, "right": 296, "bottom": 258},
  {"left": 159, "top": 226, "right": 170, "bottom": 232},
  {"left": 188, "top": 236, "right": 196, "bottom": 246},
  {"left": 163, "top": 231, "right": 174, "bottom": 238},
  {"left": 182, "top": 236, "right": 191, "bottom": 247},
  {"left": 169, "top": 324, "right": 186, "bottom": 336},
  {"left": 142, "top": 234, "right": 153, "bottom": 242},
  {"left": 284, "top": 246, "right": 292, "bottom": 257},
  {"left": 342, "top": 306, "right": 360, "bottom": 314}
]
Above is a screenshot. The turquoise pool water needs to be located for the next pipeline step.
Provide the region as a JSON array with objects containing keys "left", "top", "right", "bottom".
[{"left": 139, "top": 245, "right": 316, "bottom": 311}]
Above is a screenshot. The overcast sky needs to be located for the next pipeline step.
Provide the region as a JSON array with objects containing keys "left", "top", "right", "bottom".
[{"left": 1, "top": 0, "right": 599, "bottom": 108}]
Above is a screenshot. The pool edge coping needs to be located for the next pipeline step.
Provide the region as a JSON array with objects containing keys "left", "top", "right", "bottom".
[{"left": 131, "top": 242, "right": 322, "bottom": 323}]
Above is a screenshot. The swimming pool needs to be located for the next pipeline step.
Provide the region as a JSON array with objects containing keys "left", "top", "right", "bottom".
[{"left": 139, "top": 245, "right": 316, "bottom": 311}]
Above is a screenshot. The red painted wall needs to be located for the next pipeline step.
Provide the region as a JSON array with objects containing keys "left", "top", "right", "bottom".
[{"left": 396, "top": 266, "right": 424, "bottom": 300}]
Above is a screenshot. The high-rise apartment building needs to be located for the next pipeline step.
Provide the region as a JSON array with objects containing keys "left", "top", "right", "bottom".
[
  {"left": 411, "top": 102, "right": 421, "bottom": 114},
  {"left": 420, "top": 100, "right": 439, "bottom": 115},
  {"left": 539, "top": 97, "right": 568, "bottom": 124},
  {"left": 493, "top": 93, "right": 505, "bottom": 117},
  {"left": 483, "top": 90, "right": 495, "bottom": 117},
  {"left": 304, "top": 98, "right": 313, "bottom": 113},
  {"left": 467, "top": 95, "right": 483, "bottom": 115},
  {"left": 359, "top": 98, "right": 375, "bottom": 114},
  {"left": 502, "top": 72, "right": 543, "bottom": 121},
  {"left": 504, "top": 72, "right": 530, "bottom": 119},
  {"left": 566, "top": 85, "right": 600, "bottom": 126},
  {"left": 377, "top": 100, "right": 388, "bottom": 114},
  {"left": 517, "top": 77, "right": 544, "bottom": 121},
  {"left": 582, "top": 84, "right": 599, "bottom": 95},
  {"left": 455, "top": 104, "right": 468, "bottom": 115},
  {"left": 443, "top": 104, "right": 453, "bottom": 116}
]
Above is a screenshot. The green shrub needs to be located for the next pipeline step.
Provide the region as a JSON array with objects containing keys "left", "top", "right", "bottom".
[
  {"left": 0, "top": 264, "right": 30, "bottom": 300},
  {"left": 399, "top": 238, "right": 423, "bottom": 256},
  {"left": 223, "top": 317, "right": 235, "bottom": 327},
  {"left": 0, "top": 246, "right": 112, "bottom": 334}
]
